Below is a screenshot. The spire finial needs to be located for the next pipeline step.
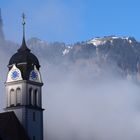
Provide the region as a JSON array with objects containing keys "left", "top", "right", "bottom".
[
  {"left": 18, "top": 13, "right": 30, "bottom": 52},
  {"left": 22, "top": 13, "right": 26, "bottom": 39}
]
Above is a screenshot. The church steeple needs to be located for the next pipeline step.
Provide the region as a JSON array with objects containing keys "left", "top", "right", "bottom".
[{"left": 5, "top": 14, "right": 44, "bottom": 140}]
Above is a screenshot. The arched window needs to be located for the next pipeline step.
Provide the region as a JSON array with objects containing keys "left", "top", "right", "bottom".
[
  {"left": 10, "top": 89, "right": 15, "bottom": 106},
  {"left": 29, "top": 88, "right": 33, "bottom": 105},
  {"left": 34, "top": 89, "right": 38, "bottom": 107},
  {"left": 16, "top": 88, "right": 21, "bottom": 106}
]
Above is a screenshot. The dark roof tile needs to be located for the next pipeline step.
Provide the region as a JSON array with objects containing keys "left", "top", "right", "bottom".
[{"left": 0, "top": 111, "right": 30, "bottom": 140}]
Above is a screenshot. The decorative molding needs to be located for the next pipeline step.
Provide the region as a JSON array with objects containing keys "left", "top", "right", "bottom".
[
  {"left": 5, "top": 79, "right": 43, "bottom": 86},
  {"left": 6, "top": 64, "right": 23, "bottom": 82},
  {"left": 29, "top": 65, "right": 43, "bottom": 83}
]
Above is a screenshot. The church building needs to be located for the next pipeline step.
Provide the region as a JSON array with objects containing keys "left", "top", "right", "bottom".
[{"left": 0, "top": 14, "right": 44, "bottom": 140}]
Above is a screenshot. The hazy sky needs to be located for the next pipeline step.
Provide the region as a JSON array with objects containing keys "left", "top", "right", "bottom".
[
  {"left": 1, "top": 1, "right": 140, "bottom": 139},
  {"left": 1, "top": 0, "right": 140, "bottom": 43}
]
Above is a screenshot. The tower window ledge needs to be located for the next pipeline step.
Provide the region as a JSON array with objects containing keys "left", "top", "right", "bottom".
[
  {"left": 16, "top": 103, "right": 21, "bottom": 106},
  {"left": 10, "top": 104, "right": 15, "bottom": 107}
]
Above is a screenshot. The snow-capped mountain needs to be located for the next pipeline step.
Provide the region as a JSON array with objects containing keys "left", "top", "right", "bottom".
[
  {"left": 26, "top": 36, "right": 140, "bottom": 79},
  {"left": 1, "top": 35, "right": 140, "bottom": 80},
  {"left": 87, "top": 36, "right": 135, "bottom": 46}
]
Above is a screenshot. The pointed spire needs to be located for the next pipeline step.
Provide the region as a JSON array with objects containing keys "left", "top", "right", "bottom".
[
  {"left": 18, "top": 13, "right": 30, "bottom": 52},
  {"left": 0, "top": 8, "right": 2, "bottom": 22},
  {"left": 0, "top": 8, "right": 1, "bottom": 20},
  {"left": 0, "top": 8, "right": 5, "bottom": 40},
  {"left": 22, "top": 13, "right": 25, "bottom": 39}
]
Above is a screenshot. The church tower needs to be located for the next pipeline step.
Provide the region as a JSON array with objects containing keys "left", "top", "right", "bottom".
[
  {"left": 0, "top": 8, "right": 5, "bottom": 40},
  {"left": 5, "top": 14, "right": 44, "bottom": 140}
]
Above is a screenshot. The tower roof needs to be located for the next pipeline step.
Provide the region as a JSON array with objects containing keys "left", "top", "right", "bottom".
[
  {"left": 9, "top": 50, "right": 40, "bottom": 68},
  {"left": 9, "top": 14, "right": 40, "bottom": 69},
  {"left": 0, "top": 111, "right": 30, "bottom": 140}
]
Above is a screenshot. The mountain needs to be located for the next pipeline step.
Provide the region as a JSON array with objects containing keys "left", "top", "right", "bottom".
[
  {"left": 27, "top": 38, "right": 66, "bottom": 64},
  {"left": 1, "top": 35, "right": 140, "bottom": 81},
  {"left": 26, "top": 36, "right": 140, "bottom": 78},
  {"left": 70, "top": 36, "right": 140, "bottom": 70}
]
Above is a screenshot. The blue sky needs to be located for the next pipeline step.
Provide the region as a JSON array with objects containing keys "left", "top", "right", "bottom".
[{"left": 1, "top": 0, "right": 140, "bottom": 44}]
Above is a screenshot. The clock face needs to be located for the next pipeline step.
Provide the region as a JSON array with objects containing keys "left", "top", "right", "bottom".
[
  {"left": 30, "top": 70, "right": 38, "bottom": 80},
  {"left": 11, "top": 70, "right": 20, "bottom": 80}
]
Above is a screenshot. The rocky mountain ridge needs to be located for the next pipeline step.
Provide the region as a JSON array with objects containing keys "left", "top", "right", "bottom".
[{"left": 1, "top": 35, "right": 140, "bottom": 81}]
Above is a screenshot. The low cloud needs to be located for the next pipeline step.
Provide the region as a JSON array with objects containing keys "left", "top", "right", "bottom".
[
  {"left": 42, "top": 61, "right": 140, "bottom": 140},
  {"left": 0, "top": 44, "right": 140, "bottom": 140}
]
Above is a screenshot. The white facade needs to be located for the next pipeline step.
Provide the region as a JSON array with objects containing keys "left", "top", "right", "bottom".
[{"left": 5, "top": 64, "right": 44, "bottom": 140}]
